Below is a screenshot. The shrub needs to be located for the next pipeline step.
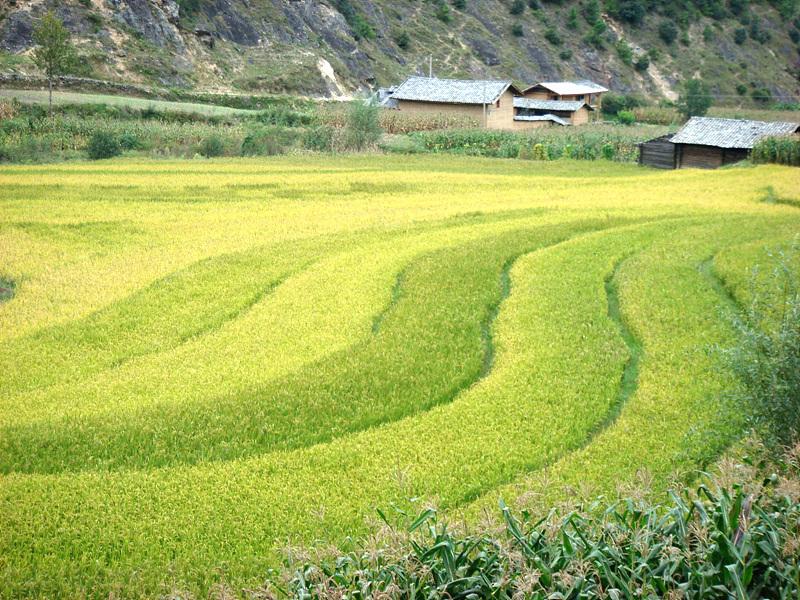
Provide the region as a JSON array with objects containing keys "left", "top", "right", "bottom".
[
  {"left": 558, "top": 48, "right": 573, "bottom": 60},
  {"left": 736, "top": 83, "right": 748, "bottom": 96},
  {"left": 734, "top": 27, "right": 748, "bottom": 44},
  {"left": 703, "top": 25, "right": 715, "bottom": 42},
  {"left": 616, "top": 110, "right": 636, "bottom": 125},
  {"left": 512, "top": 23, "right": 524, "bottom": 36},
  {"left": 240, "top": 127, "right": 297, "bottom": 156},
  {"left": 86, "top": 131, "right": 121, "bottom": 160},
  {"left": 634, "top": 55, "right": 650, "bottom": 71},
  {"left": 544, "top": 27, "right": 561, "bottom": 44},
  {"left": 395, "top": 30, "right": 410, "bottom": 49},
  {"left": 257, "top": 106, "right": 314, "bottom": 127},
  {"left": 199, "top": 134, "right": 225, "bottom": 158},
  {"left": 616, "top": 41, "right": 633, "bottom": 65},
  {"left": 585, "top": 20, "right": 607, "bottom": 48},
  {"left": 302, "top": 125, "right": 335, "bottom": 152},
  {"left": 510, "top": 0, "right": 526, "bottom": 15},
  {"left": 452, "top": 0, "right": 466, "bottom": 8},
  {"left": 583, "top": 0, "right": 600, "bottom": 24},
  {"left": 566, "top": 7, "right": 578, "bottom": 29},
  {"left": 435, "top": 1, "right": 452, "bottom": 22},
  {"left": 343, "top": 100, "right": 382, "bottom": 151},
  {"left": 601, "top": 142, "right": 615, "bottom": 159},
  {"left": 118, "top": 132, "right": 142, "bottom": 151},
  {"left": 751, "top": 87, "right": 772, "bottom": 104},
  {"left": 721, "top": 242, "right": 800, "bottom": 451},
  {"left": 658, "top": 20, "right": 678, "bottom": 44},
  {"left": 601, "top": 92, "right": 642, "bottom": 116}
]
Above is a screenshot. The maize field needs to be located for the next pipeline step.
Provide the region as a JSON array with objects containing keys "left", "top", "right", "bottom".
[{"left": 0, "top": 155, "right": 798, "bottom": 597}]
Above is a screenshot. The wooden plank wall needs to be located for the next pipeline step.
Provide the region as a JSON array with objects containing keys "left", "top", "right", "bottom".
[
  {"left": 639, "top": 139, "right": 676, "bottom": 169},
  {"left": 678, "top": 144, "right": 724, "bottom": 169}
]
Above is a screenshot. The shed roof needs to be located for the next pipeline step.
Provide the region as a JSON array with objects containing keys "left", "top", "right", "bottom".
[
  {"left": 523, "top": 80, "right": 609, "bottom": 96},
  {"left": 514, "top": 114, "right": 569, "bottom": 126},
  {"left": 671, "top": 117, "right": 799, "bottom": 149},
  {"left": 513, "top": 97, "right": 591, "bottom": 112},
  {"left": 391, "top": 76, "right": 519, "bottom": 105}
]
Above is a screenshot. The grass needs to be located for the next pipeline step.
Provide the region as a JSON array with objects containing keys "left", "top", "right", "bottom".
[
  {"left": 0, "top": 89, "right": 257, "bottom": 117},
  {"left": 0, "top": 155, "right": 799, "bottom": 597}
]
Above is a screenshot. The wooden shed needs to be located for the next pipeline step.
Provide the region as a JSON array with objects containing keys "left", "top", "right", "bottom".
[{"left": 644, "top": 117, "right": 800, "bottom": 170}]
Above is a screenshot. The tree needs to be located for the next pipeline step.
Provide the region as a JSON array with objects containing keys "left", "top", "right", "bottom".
[
  {"left": 658, "top": 20, "right": 678, "bottom": 44},
  {"left": 677, "top": 78, "right": 713, "bottom": 119},
  {"left": 510, "top": 0, "right": 526, "bottom": 15},
  {"left": 32, "top": 11, "right": 78, "bottom": 115}
]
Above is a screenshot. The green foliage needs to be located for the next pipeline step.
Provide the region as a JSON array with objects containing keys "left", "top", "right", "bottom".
[
  {"left": 199, "top": 134, "right": 225, "bottom": 157},
  {"left": 734, "top": 27, "right": 748, "bottom": 44},
  {"left": 394, "top": 30, "right": 411, "bottom": 49},
  {"left": 240, "top": 126, "right": 296, "bottom": 156},
  {"left": 544, "top": 27, "right": 561, "bottom": 44},
  {"left": 678, "top": 78, "right": 713, "bottom": 118},
  {"left": 343, "top": 99, "right": 382, "bottom": 150},
  {"left": 86, "top": 130, "right": 121, "bottom": 159},
  {"left": 703, "top": 24, "right": 716, "bottom": 42},
  {"left": 286, "top": 472, "right": 800, "bottom": 598},
  {"left": 559, "top": 48, "right": 573, "bottom": 60},
  {"left": 566, "top": 7, "right": 579, "bottom": 29},
  {"left": 736, "top": 83, "right": 748, "bottom": 95},
  {"left": 256, "top": 105, "right": 315, "bottom": 127},
  {"left": 335, "top": 0, "right": 375, "bottom": 40},
  {"left": 32, "top": 11, "right": 79, "bottom": 111},
  {"left": 752, "top": 137, "right": 800, "bottom": 166},
  {"left": 512, "top": 22, "right": 524, "bottom": 36},
  {"left": 659, "top": 20, "right": 679, "bottom": 44},
  {"left": 585, "top": 20, "right": 608, "bottom": 48},
  {"left": 617, "top": 109, "right": 636, "bottom": 124},
  {"left": 452, "top": 0, "right": 466, "bottom": 8},
  {"left": 721, "top": 242, "right": 800, "bottom": 450},
  {"left": 302, "top": 125, "right": 335, "bottom": 152},
  {"left": 751, "top": 87, "right": 773, "bottom": 103},
  {"left": 616, "top": 40, "right": 634, "bottom": 65},
  {"left": 601, "top": 92, "right": 643, "bottom": 116},
  {"left": 435, "top": 0, "right": 453, "bottom": 22},
  {"left": 583, "top": 0, "right": 601, "bottom": 24},
  {"left": 510, "top": 0, "right": 526, "bottom": 15},
  {"left": 634, "top": 54, "right": 650, "bottom": 71}
]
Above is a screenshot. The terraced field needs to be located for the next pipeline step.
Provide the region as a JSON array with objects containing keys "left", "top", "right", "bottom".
[{"left": 1, "top": 156, "right": 798, "bottom": 597}]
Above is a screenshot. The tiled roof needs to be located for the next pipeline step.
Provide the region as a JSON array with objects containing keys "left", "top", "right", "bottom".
[
  {"left": 514, "top": 114, "right": 569, "bottom": 126},
  {"left": 391, "top": 76, "right": 515, "bottom": 105},
  {"left": 525, "top": 80, "right": 609, "bottom": 96},
  {"left": 513, "top": 98, "right": 588, "bottom": 112},
  {"left": 671, "top": 117, "right": 799, "bottom": 149}
]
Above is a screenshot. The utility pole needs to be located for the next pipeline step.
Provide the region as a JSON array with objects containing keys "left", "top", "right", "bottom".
[
  {"left": 482, "top": 79, "right": 487, "bottom": 128},
  {"left": 428, "top": 55, "right": 432, "bottom": 78}
]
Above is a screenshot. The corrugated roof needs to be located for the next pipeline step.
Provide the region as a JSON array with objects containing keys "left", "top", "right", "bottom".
[
  {"left": 671, "top": 117, "right": 799, "bottom": 149},
  {"left": 391, "top": 76, "right": 515, "bottom": 105},
  {"left": 514, "top": 114, "right": 569, "bottom": 126},
  {"left": 513, "top": 98, "right": 588, "bottom": 111},
  {"left": 525, "top": 80, "right": 609, "bottom": 96}
]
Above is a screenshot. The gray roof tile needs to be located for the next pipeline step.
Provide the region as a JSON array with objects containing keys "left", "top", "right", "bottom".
[
  {"left": 514, "top": 114, "right": 569, "bottom": 126},
  {"left": 392, "top": 76, "right": 514, "bottom": 105},
  {"left": 671, "top": 117, "right": 799, "bottom": 149},
  {"left": 513, "top": 98, "right": 588, "bottom": 111}
]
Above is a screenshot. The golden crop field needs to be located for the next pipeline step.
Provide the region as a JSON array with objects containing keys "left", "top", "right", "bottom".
[{"left": 1, "top": 155, "right": 798, "bottom": 597}]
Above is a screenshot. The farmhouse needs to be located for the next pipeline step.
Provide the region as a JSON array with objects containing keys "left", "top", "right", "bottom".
[
  {"left": 521, "top": 80, "right": 608, "bottom": 109},
  {"left": 512, "top": 97, "right": 593, "bottom": 128},
  {"left": 391, "top": 76, "right": 521, "bottom": 129},
  {"left": 639, "top": 116, "right": 799, "bottom": 169}
]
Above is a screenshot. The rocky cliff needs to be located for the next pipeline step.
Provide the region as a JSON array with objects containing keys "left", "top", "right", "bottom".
[{"left": 1, "top": 0, "right": 798, "bottom": 101}]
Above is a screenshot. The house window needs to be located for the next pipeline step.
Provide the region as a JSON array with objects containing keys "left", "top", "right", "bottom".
[
  {"left": 549, "top": 94, "right": 558, "bottom": 100},
  {"left": 496, "top": 99, "right": 501, "bottom": 108},
  {"left": 577, "top": 95, "right": 585, "bottom": 101}
]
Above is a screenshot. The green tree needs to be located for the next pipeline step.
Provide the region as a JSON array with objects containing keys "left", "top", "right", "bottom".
[
  {"left": 32, "top": 11, "right": 78, "bottom": 115},
  {"left": 510, "top": 0, "right": 526, "bottom": 15},
  {"left": 566, "top": 7, "right": 579, "bottom": 29},
  {"left": 344, "top": 99, "right": 382, "bottom": 151},
  {"left": 658, "top": 20, "right": 678, "bottom": 44},
  {"left": 677, "top": 78, "right": 713, "bottom": 119}
]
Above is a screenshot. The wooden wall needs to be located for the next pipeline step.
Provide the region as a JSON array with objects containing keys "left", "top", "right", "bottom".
[
  {"left": 639, "top": 137, "right": 676, "bottom": 169},
  {"left": 678, "top": 144, "right": 724, "bottom": 169}
]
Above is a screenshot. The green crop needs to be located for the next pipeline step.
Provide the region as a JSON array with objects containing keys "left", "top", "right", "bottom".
[{"left": 0, "top": 155, "right": 798, "bottom": 597}]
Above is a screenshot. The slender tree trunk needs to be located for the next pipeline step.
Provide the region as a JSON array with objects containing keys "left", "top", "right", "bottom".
[{"left": 48, "top": 76, "right": 52, "bottom": 117}]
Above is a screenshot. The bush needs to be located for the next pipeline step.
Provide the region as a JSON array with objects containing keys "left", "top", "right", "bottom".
[
  {"left": 512, "top": 23, "right": 524, "bottom": 36},
  {"left": 86, "top": 131, "right": 121, "bottom": 160},
  {"left": 199, "top": 134, "right": 225, "bottom": 158},
  {"left": 257, "top": 106, "right": 314, "bottom": 127},
  {"left": 721, "top": 242, "right": 800, "bottom": 451},
  {"left": 634, "top": 54, "right": 650, "bottom": 71},
  {"left": 509, "top": 0, "right": 526, "bottom": 15},
  {"left": 616, "top": 41, "right": 633, "bottom": 65},
  {"left": 751, "top": 87, "right": 772, "bottom": 104},
  {"left": 343, "top": 100, "right": 382, "bottom": 151},
  {"left": 395, "top": 30, "right": 410, "bottom": 49},
  {"left": 118, "top": 132, "right": 142, "bottom": 151},
  {"left": 616, "top": 110, "right": 636, "bottom": 125},
  {"left": 658, "top": 20, "right": 678, "bottom": 44},
  {"left": 736, "top": 83, "right": 748, "bottom": 96},
  {"left": 601, "top": 92, "right": 642, "bottom": 116},
  {"left": 677, "top": 78, "right": 713, "bottom": 118},
  {"left": 240, "top": 127, "right": 297, "bottom": 156},
  {"left": 435, "top": 1, "right": 452, "bottom": 22},
  {"left": 558, "top": 49, "right": 573, "bottom": 60},
  {"left": 734, "top": 27, "right": 748, "bottom": 44},
  {"left": 302, "top": 125, "right": 335, "bottom": 152},
  {"left": 452, "top": 0, "right": 466, "bottom": 8},
  {"left": 544, "top": 27, "right": 561, "bottom": 44}
]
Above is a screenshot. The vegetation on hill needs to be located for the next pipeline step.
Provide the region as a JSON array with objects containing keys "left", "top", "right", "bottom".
[{"left": 0, "top": 0, "right": 798, "bottom": 101}]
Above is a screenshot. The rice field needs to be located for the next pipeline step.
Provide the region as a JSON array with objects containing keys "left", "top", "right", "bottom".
[{"left": 1, "top": 155, "right": 798, "bottom": 597}]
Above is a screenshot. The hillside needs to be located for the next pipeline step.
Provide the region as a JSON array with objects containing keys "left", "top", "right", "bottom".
[{"left": 1, "top": 0, "right": 799, "bottom": 102}]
